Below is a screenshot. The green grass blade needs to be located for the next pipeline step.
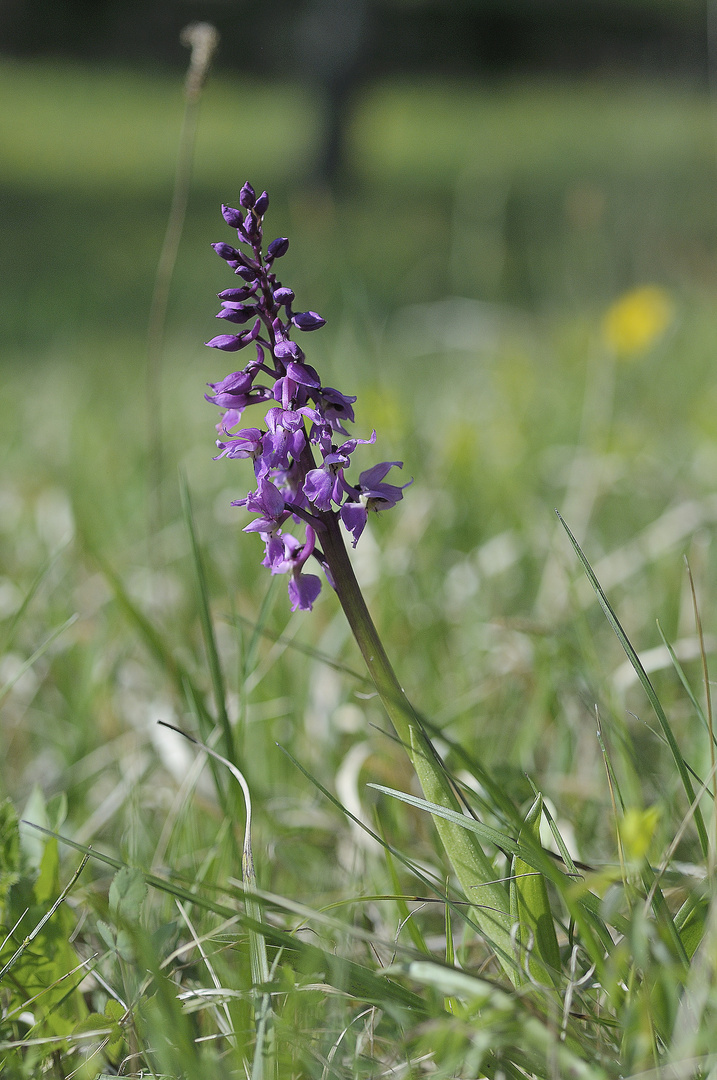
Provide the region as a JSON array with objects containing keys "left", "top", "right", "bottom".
[
  {"left": 528, "top": 780, "right": 579, "bottom": 877},
  {"left": 657, "top": 620, "right": 714, "bottom": 747},
  {"left": 386, "top": 960, "right": 610, "bottom": 1079},
  {"left": 419, "top": 716, "right": 524, "bottom": 828},
  {"left": 557, "top": 512, "right": 709, "bottom": 857},
  {"left": 640, "top": 861, "right": 689, "bottom": 968},
  {"left": 94, "top": 549, "right": 186, "bottom": 691},
  {"left": 179, "top": 473, "right": 235, "bottom": 765}
]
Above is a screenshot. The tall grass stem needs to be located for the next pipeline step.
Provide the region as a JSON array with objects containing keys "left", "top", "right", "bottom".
[{"left": 146, "top": 23, "right": 219, "bottom": 548}]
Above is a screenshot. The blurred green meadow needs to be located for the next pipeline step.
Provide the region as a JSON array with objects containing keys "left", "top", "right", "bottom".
[{"left": 4, "top": 55, "right": 717, "bottom": 1075}]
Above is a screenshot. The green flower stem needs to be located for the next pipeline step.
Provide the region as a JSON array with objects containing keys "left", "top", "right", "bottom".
[{"left": 319, "top": 512, "right": 515, "bottom": 975}]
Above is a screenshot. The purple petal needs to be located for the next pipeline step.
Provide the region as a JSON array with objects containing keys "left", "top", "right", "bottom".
[
  {"left": 288, "top": 572, "right": 322, "bottom": 612},
  {"left": 207, "top": 370, "right": 254, "bottom": 395},
  {"left": 303, "top": 468, "right": 333, "bottom": 510},
  {"left": 235, "top": 265, "right": 258, "bottom": 282},
  {"left": 340, "top": 502, "right": 368, "bottom": 547},
  {"left": 254, "top": 190, "right": 269, "bottom": 216},
  {"left": 257, "top": 477, "right": 286, "bottom": 519},
  {"left": 216, "top": 304, "right": 258, "bottom": 324},
  {"left": 358, "top": 461, "right": 404, "bottom": 488},
  {"left": 261, "top": 534, "right": 285, "bottom": 572}
]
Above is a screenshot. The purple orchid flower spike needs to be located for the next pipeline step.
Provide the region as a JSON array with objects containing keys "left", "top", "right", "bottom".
[{"left": 205, "top": 183, "right": 409, "bottom": 610}]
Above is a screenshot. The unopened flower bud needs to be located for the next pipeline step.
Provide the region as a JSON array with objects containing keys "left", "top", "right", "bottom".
[
  {"left": 212, "top": 242, "right": 241, "bottom": 262},
  {"left": 218, "top": 286, "right": 255, "bottom": 301},
  {"left": 221, "top": 205, "right": 244, "bottom": 228},
  {"left": 239, "top": 182, "right": 256, "bottom": 209},
  {"left": 293, "top": 311, "right": 326, "bottom": 331},
  {"left": 267, "top": 237, "right": 289, "bottom": 260},
  {"left": 235, "top": 265, "right": 259, "bottom": 282},
  {"left": 274, "top": 287, "right": 295, "bottom": 308}
]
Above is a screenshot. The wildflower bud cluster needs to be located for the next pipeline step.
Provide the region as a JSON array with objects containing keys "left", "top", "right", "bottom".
[{"left": 206, "top": 182, "right": 410, "bottom": 611}]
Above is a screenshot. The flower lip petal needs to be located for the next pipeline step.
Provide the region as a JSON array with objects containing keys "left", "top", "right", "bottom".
[
  {"left": 340, "top": 502, "right": 368, "bottom": 547},
  {"left": 303, "top": 468, "right": 334, "bottom": 510},
  {"left": 288, "top": 572, "right": 322, "bottom": 612}
]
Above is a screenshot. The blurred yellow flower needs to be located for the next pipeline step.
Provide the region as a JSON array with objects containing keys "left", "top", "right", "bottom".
[
  {"left": 619, "top": 805, "right": 661, "bottom": 862},
  {"left": 601, "top": 285, "right": 674, "bottom": 358}
]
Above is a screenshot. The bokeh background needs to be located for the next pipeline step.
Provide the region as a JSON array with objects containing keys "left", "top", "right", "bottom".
[{"left": 4, "top": 0, "right": 717, "bottom": 862}]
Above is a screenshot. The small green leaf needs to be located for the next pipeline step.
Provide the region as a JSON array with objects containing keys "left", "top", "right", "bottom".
[
  {"left": 19, "top": 785, "right": 50, "bottom": 872},
  {"left": 115, "top": 929, "right": 135, "bottom": 963},
  {"left": 104, "top": 998, "right": 125, "bottom": 1024},
  {"left": 109, "top": 866, "right": 147, "bottom": 922},
  {"left": 97, "top": 919, "right": 116, "bottom": 952},
  {"left": 73, "top": 1011, "right": 112, "bottom": 1038},
  {"left": 72, "top": 1002, "right": 126, "bottom": 1071},
  {"left": 34, "top": 835, "right": 60, "bottom": 906}
]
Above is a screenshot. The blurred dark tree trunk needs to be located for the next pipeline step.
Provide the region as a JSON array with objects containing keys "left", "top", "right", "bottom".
[{"left": 294, "top": 0, "right": 370, "bottom": 189}]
